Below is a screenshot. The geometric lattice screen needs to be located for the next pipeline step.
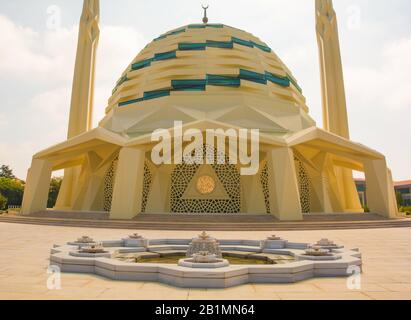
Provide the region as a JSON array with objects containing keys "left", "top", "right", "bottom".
[
  {"left": 170, "top": 144, "right": 241, "bottom": 214},
  {"left": 259, "top": 156, "right": 312, "bottom": 215},
  {"left": 260, "top": 163, "right": 271, "bottom": 214},
  {"left": 103, "top": 156, "right": 118, "bottom": 212},
  {"left": 102, "top": 149, "right": 311, "bottom": 215},
  {"left": 103, "top": 155, "right": 153, "bottom": 213},
  {"left": 141, "top": 163, "right": 152, "bottom": 213},
  {"left": 294, "top": 156, "right": 311, "bottom": 213}
]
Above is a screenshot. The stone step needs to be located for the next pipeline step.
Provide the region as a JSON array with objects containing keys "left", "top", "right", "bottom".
[{"left": 1, "top": 215, "right": 410, "bottom": 231}]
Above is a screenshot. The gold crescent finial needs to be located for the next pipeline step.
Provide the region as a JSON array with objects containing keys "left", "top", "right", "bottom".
[{"left": 202, "top": 4, "right": 209, "bottom": 24}]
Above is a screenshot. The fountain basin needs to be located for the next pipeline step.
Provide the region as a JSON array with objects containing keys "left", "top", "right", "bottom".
[
  {"left": 179, "top": 251, "right": 229, "bottom": 268},
  {"left": 314, "top": 239, "right": 344, "bottom": 250},
  {"left": 68, "top": 241, "right": 98, "bottom": 248},
  {"left": 298, "top": 245, "right": 342, "bottom": 261},
  {"left": 262, "top": 240, "right": 288, "bottom": 250},
  {"left": 123, "top": 238, "right": 148, "bottom": 248},
  {"left": 68, "top": 236, "right": 97, "bottom": 247},
  {"left": 69, "top": 251, "right": 111, "bottom": 258},
  {"left": 115, "top": 252, "right": 291, "bottom": 265},
  {"left": 121, "top": 233, "right": 149, "bottom": 248},
  {"left": 69, "top": 244, "right": 111, "bottom": 258},
  {"left": 297, "top": 254, "right": 342, "bottom": 261},
  {"left": 50, "top": 236, "right": 362, "bottom": 288},
  {"left": 178, "top": 258, "right": 230, "bottom": 269}
]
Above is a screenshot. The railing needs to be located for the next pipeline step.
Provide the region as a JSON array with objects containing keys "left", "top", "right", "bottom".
[{"left": 7, "top": 205, "right": 21, "bottom": 210}]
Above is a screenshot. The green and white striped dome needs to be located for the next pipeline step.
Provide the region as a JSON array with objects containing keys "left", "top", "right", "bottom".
[{"left": 100, "top": 24, "right": 315, "bottom": 137}]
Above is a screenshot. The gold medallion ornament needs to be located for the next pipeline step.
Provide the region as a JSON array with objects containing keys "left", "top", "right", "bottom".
[{"left": 196, "top": 176, "right": 216, "bottom": 195}]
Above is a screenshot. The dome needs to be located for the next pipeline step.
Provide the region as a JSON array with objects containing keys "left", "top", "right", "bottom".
[{"left": 100, "top": 24, "right": 316, "bottom": 137}]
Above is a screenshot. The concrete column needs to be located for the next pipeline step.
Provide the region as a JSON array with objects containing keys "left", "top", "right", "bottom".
[
  {"left": 266, "top": 147, "right": 303, "bottom": 221},
  {"left": 310, "top": 153, "right": 333, "bottom": 213},
  {"left": 71, "top": 151, "right": 104, "bottom": 211},
  {"left": 21, "top": 158, "right": 53, "bottom": 215},
  {"left": 387, "top": 169, "right": 399, "bottom": 217},
  {"left": 338, "top": 167, "right": 363, "bottom": 212},
  {"left": 55, "top": 166, "right": 80, "bottom": 210},
  {"left": 323, "top": 163, "right": 345, "bottom": 213},
  {"left": 110, "top": 147, "right": 145, "bottom": 219},
  {"left": 364, "top": 158, "right": 398, "bottom": 218},
  {"left": 81, "top": 175, "right": 103, "bottom": 211},
  {"left": 311, "top": 173, "right": 334, "bottom": 213},
  {"left": 241, "top": 172, "right": 267, "bottom": 214},
  {"left": 71, "top": 165, "right": 90, "bottom": 211},
  {"left": 145, "top": 165, "right": 174, "bottom": 214}
]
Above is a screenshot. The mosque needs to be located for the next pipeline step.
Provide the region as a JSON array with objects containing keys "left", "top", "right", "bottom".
[{"left": 21, "top": 0, "right": 398, "bottom": 221}]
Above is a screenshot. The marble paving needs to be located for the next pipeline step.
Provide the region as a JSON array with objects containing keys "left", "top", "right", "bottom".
[{"left": 0, "top": 222, "right": 410, "bottom": 300}]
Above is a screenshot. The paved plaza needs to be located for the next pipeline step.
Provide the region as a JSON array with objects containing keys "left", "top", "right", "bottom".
[{"left": 0, "top": 222, "right": 410, "bottom": 300}]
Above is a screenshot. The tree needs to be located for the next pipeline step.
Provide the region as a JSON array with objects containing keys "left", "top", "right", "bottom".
[
  {"left": 396, "top": 192, "right": 403, "bottom": 208},
  {"left": 0, "top": 178, "right": 24, "bottom": 206},
  {"left": 0, "top": 165, "right": 15, "bottom": 179},
  {"left": 0, "top": 193, "right": 7, "bottom": 211},
  {"left": 48, "top": 177, "right": 62, "bottom": 208}
]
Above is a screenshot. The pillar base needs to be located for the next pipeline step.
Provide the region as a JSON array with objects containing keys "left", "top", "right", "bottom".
[
  {"left": 21, "top": 159, "right": 53, "bottom": 215},
  {"left": 266, "top": 147, "right": 303, "bottom": 221},
  {"left": 110, "top": 147, "right": 145, "bottom": 220}
]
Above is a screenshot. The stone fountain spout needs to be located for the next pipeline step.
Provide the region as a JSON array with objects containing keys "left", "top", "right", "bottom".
[{"left": 186, "top": 231, "right": 222, "bottom": 258}]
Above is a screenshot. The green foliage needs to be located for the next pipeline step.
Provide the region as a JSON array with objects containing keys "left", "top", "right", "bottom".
[
  {"left": 0, "top": 172, "right": 63, "bottom": 209},
  {"left": 0, "top": 165, "right": 15, "bottom": 179},
  {"left": 0, "top": 165, "right": 22, "bottom": 208},
  {"left": 0, "top": 177, "right": 24, "bottom": 206},
  {"left": 396, "top": 192, "right": 403, "bottom": 208},
  {"left": 399, "top": 206, "right": 411, "bottom": 215},
  {"left": 0, "top": 193, "right": 7, "bottom": 211},
  {"left": 48, "top": 177, "right": 62, "bottom": 208}
]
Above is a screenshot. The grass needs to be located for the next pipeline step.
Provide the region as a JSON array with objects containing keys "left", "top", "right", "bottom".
[
  {"left": 5, "top": 208, "right": 20, "bottom": 215},
  {"left": 399, "top": 206, "right": 411, "bottom": 216}
]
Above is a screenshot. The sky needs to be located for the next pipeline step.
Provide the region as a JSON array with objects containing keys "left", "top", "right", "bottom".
[{"left": 0, "top": 0, "right": 410, "bottom": 181}]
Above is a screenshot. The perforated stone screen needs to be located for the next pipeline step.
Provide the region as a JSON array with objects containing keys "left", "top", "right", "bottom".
[
  {"left": 260, "top": 163, "right": 271, "bottom": 214},
  {"left": 103, "top": 156, "right": 119, "bottom": 212},
  {"left": 141, "top": 163, "right": 153, "bottom": 213},
  {"left": 295, "top": 156, "right": 311, "bottom": 213},
  {"left": 170, "top": 145, "right": 241, "bottom": 214}
]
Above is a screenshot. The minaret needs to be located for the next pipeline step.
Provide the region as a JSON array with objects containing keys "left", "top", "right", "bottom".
[
  {"left": 315, "top": 0, "right": 362, "bottom": 212},
  {"left": 315, "top": 0, "right": 349, "bottom": 138},
  {"left": 55, "top": 0, "right": 100, "bottom": 210},
  {"left": 68, "top": 0, "right": 100, "bottom": 138}
]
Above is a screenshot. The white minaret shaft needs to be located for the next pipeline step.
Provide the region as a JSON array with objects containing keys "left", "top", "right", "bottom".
[
  {"left": 67, "top": 0, "right": 100, "bottom": 138},
  {"left": 316, "top": 0, "right": 350, "bottom": 139}
]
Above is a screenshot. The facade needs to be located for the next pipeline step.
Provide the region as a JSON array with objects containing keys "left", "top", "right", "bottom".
[
  {"left": 21, "top": 0, "right": 399, "bottom": 221},
  {"left": 356, "top": 179, "right": 411, "bottom": 207},
  {"left": 396, "top": 181, "right": 411, "bottom": 206},
  {"left": 355, "top": 179, "right": 367, "bottom": 207}
]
